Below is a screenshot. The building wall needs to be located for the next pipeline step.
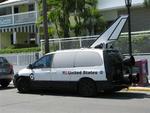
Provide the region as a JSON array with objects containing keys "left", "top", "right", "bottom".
[
  {"left": 0, "top": 32, "right": 30, "bottom": 49},
  {"left": 118, "top": 7, "right": 150, "bottom": 32},
  {"left": 0, "top": 1, "right": 37, "bottom": 49},
  {"left": 98, "top": 0, "right": 144, "bottom": 11},
  {"left": 99, "top": 0, "right": 150, "bottom": 32},
  {"left": 0, "top": 32, "right": 11, "bottom": 48},
  {"left": 17, "top": 32, "right": 28, "bottom": 44},
  {"left": 101, "top": 10, "right": 118, "bottom": 21}
]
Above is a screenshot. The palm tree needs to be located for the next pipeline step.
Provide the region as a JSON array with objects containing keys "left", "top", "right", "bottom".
[
  {"left": 37, "top": 0, "right": 106, "bottom": 38},
  {"left": 71, "top": 0, "right": 106, "bottom": 36}
]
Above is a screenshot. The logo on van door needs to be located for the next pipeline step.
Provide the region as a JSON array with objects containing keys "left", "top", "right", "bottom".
[{"left": 62, "top": 71, "right": 99, "bottom": 75}]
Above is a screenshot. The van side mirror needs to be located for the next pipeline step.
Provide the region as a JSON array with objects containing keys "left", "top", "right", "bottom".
[{"left": 28, "top": 64, "right": 33, "bottom": 69}]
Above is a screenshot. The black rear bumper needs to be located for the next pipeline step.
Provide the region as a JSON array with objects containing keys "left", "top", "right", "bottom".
[{"left": 96, "top": 80, "right": 131, "bottom": 92}]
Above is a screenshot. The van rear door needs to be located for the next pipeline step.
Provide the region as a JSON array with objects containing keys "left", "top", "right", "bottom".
[
  {"left": 103, "top": 50, "right": 123, "bottom": 82},
  {"left": 71, "top": 51, "right": 107, "bottom": 81}
]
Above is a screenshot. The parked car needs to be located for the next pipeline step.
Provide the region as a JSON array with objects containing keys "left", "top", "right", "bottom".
[{"left": 0, "top": 57, "right": 14, "bottom": 88}]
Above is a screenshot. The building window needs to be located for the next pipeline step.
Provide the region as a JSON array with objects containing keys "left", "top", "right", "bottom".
[
  {"left": 10, "top": 34, "right": 13, "bottom": 45},
  {"left": 29, "top": 33, "right": 36, "bottom": 44},
  {"left": 28, "top": 4, "right": 34, "bottom": 11},
  {"left": 14, "top": 7, "right": 19, "bottom": 13},
  {"left": 0, "top": 7, "right": 11, "bottom": 16}
]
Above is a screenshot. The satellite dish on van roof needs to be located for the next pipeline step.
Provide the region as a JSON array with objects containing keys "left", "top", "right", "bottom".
[{"left": 90, "top": 15, "right": 128, "bottom": 48}]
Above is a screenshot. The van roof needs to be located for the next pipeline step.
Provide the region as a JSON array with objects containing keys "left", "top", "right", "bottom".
[{"left": 46, "top": 48, "right": 103, "bottom": 55}]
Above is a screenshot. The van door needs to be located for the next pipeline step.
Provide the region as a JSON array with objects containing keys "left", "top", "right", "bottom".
[
  {"left": 50, "top": 52, "right": 76, "bottom": 89},
  {"left": 31, "top": 54, "right": 53, "bottom": 88},
  {"left": 72, "top": 51, "right": 107, "bottom": 81},
  {"left": 51, "top": 52, "right": 76, "bottom": 81},
  {"left": 103, "top": 50, "right": 123, "bottom": 81}
]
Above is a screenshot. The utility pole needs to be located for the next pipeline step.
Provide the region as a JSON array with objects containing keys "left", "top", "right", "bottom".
[
  {"left": 42, "top": 0, "right": 49, "bottom": 54},
  {"left": 125, "top": 0, "right": 132, "bottom": 56}
]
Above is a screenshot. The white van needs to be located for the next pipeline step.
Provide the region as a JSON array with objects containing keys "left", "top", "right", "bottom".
[
  {"left": 14, "top": 15, "right": 139, "bottom": 96},
  {"left": 13, "top": 48, "right": 136, "bottom": 96}
]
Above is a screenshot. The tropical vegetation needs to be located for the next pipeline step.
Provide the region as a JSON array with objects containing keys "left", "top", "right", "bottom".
[
  {"left": 144, "top": 0, "right": 150, "bottom": 7},
  {"left": 0, "top": 47, "right": 40, "bottom": 54},
  {"left": 37, "top": 0, "right": 106, "bottom": 38}
]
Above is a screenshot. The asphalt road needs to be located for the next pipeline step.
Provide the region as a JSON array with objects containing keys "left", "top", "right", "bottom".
[{"left": 0, "top": 84, "right": 150, "bottom": 113}]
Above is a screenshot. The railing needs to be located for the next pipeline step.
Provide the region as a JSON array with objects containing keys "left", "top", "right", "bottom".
[
  {"left": 40, "top": 30, "right": 150, "bottom": 53},
  {"left": 0, "top": 11, "right": 37, "bottom": 27},
  {"left": 0, "top": 52, "right": 42, "bottom": 66},
  {"left": 40, "top": 35, "right": 99, "bottom": 52}
]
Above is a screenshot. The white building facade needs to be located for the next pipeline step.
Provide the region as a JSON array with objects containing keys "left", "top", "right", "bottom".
[
  {"left": 0, "top": 0, "right": 39, "bottom": 49},
  {"left": 98, "top": 0, "right": 150, "bottom": 32}
]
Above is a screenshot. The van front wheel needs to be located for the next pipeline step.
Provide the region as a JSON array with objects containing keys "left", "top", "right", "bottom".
[
  {"left": 17, "top": 78, "right": 30, "bottom": 93},
  {"left": 78, "top": 79, "right": 97, "bottom": 97}
]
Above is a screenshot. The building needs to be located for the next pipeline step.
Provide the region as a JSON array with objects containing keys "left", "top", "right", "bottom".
[
  {"left": 98, "top": 0, "right": 150, "bottom": 32},
  {"left": 0, "top": 0, "right": 39, "bottom": 49}
]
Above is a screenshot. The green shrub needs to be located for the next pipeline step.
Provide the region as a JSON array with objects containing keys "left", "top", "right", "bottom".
[
  {"left": 13, "top": 44, "right": 38, "bottom": 49},
  {"left": 0, "top": 47, "right": 40, "bottom": 54}
]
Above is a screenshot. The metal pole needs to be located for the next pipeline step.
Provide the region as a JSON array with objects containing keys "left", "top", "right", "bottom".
[
  {"left": 127, "top": 5, "right": 132, "bottom": 56},
  {"left": 126, "top": 1, "right": 133, "bottom": 83},
  {"left": 42, "top": 0, "right": 49, "bottom": 54}
]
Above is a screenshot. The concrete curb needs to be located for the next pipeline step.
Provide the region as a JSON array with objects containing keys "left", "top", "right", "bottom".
[{"left": 128, "top": 87, "right": 150, "bottom": 92}]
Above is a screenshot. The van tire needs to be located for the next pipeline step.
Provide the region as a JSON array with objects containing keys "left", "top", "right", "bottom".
[
  {"left": 17, "top": 78, "right": 30, "bottom": 93},
  {"left": 0, "top": 80, "right": 10, "bottom": 88},
  {"left": 78, "top": 79, "right": 97, "bottom": 97}
]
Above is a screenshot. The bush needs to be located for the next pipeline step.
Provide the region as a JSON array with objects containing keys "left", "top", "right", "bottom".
[
  {"left": 12, "top": 44, "right": 38, "bottom": 49},
  {"left": 0, "top": 47, "right": 40, "bottom": 54}
]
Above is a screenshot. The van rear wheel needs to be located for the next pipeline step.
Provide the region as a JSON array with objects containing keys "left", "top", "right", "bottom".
[
  {"left": 17, "top": 78, "right": 30, "bottom": 93},
  {"left": 78, "top": 79, "right": 97, "bottom": 97}
]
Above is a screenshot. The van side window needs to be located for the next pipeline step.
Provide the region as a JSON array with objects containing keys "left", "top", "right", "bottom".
[
  {"left": 33, "top": 54, "right": 53, "bottom": 68},
  {"left": 52, "top": 52, "right": 75, "bottom": 68},
  {"left": 75, "top": 51, "right": 102, "bottom": 67}
]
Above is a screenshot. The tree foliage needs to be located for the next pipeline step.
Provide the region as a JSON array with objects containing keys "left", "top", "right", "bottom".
[
  {"left": 144, "top": 0, "right": 150, "bottom": 7},
  {"left": 37, "top": 0, "right": 106, "bottom": 38},
  {"left": 115, "top": 35, "right": 150, "bottom": 54}
]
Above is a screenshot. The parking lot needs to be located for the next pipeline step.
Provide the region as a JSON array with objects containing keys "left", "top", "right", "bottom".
[{"left": 0, "top": 84, "right": 150, "bottom": 113}]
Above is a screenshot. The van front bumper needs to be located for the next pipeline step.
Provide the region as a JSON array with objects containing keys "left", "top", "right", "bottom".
[{"left": 13, "top": 74, "right": 19, "bottom": 87}]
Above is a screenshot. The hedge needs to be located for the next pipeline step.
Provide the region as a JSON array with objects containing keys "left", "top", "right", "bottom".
[{"left": 0, "top": 47, "right": 40, "bottom": 54}]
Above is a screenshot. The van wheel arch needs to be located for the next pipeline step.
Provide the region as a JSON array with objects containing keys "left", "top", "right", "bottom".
[
  {"left": 78, "top": 78, "right": 97, "bottom": 97},
  {"left": 16, "top": 76, "right": 31, "bottom": 93}
]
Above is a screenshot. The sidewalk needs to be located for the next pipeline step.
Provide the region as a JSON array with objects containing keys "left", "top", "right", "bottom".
[{"left": 128, "top": 82, "right": 150, "bottom": 92}]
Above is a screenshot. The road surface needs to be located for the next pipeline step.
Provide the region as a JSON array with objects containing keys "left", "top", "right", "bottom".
[{"left": 0, "top": 85, "right": 150, "bottom": 113}]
